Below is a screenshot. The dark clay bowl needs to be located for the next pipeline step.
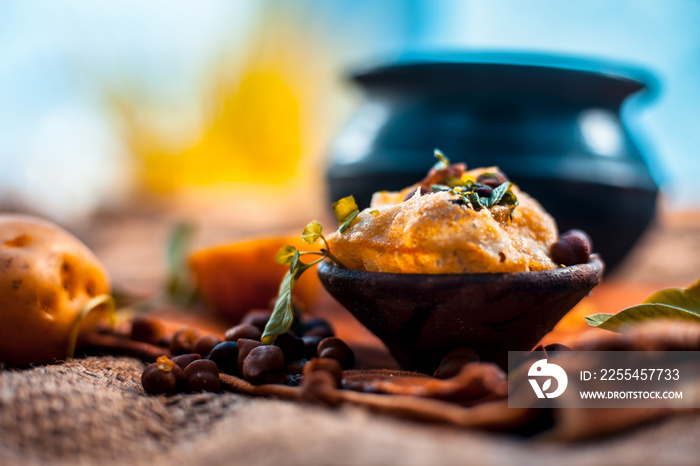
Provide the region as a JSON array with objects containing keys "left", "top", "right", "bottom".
[{"left": 317, "top": 256, "right": 604, "bottom": 373}]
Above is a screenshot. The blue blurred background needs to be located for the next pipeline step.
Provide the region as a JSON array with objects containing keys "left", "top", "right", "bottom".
[{"left": 0, "top": 0, "right": 698, "bottom": 222}]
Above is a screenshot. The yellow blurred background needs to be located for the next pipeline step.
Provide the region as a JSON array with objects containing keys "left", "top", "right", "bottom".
[{"left": 1, "top": 0, "right": 699, "bottom": 293}]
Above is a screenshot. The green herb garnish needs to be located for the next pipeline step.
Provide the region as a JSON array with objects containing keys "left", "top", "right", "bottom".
[
  {"left": 432, "top": 181, "right": 518, "bottom": 217},
  {"left": 585, "top": 279, "right": 700, "bottom": 331},
  {"left": 486, "top": 182, "right": 511, "bottom": 207},
  {"left": 262, "top": 199, "right": 357, "bottom": 344},
  {"left": 429, "top": 151, "right": 518, "bottom": 217},
  {"left": 332, "top": 195, "right": 360, "bottom": 233},
  {"left": 301, "top": 220, "right": 323, "bottom": 244}
]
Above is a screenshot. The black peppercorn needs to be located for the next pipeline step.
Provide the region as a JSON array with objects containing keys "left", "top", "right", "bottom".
[
  {"left": 183, "top": 359, "right": 221, "bottom": 393},
  {"left": 237, "top": 338, "right": 263, "bottom": 373},
  {"left": 301, "top": 335, "right": 324, "bottom": 359},
  {"left": 476, "top": 171, "right": 508, "bottom": 188},
  {"left": 274, "top": 332, "right": 305, "bottom": 363},
  {"left": 242, "top": 345, "right": 286, "bottom": 385},
  {"left": 550, "top": 229, "right": 592, "bottom": 266},
  {"left": 474, "top": 185, "right": 493, "bottom": 198},
  {"left": 194, "top": 334, "right": 222, "bottom": 358},
  {"left": 170, "top": 327, "right": 200, "bottom": 355},
  {"left": 171, "top": 353, "right": 201, "bottom": 371},
  {"left": 207, "top": 341, "right": 239, "bottom": 375},
  {"left": 317, "top": 337, "right": 355, "bottom": 370},
  {"left": 225, "top": 324, "right": 262, "bottom": 343},
  {"left": 142, "top": 355, "right": 183, "bottom": 395}
]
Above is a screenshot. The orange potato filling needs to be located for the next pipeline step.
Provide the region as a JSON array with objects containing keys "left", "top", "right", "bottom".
[{"left": 328, "top": 167, "right": 558, "bottom": 274}]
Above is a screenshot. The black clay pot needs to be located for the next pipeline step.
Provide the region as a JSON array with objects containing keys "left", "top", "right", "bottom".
[
  {"left": 318, "top": 256, "right": 604, "bottom": 373},
  {"left": 327, "top": 52, "right": 659, "bottom": 270}
]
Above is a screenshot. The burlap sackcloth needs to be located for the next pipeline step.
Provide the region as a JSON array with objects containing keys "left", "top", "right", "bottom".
[{"left": 1, "top": 356, "right": 698, "bottom": 466}]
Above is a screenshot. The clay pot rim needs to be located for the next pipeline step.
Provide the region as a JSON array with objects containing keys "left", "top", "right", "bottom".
[{"left": 318, "top": 254, "right": 604, "bottom": 284}]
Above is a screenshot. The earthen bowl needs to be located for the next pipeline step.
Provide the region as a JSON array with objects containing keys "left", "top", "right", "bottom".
[{"left": 317, "top": 256, "right": 604, "bottom": 373}]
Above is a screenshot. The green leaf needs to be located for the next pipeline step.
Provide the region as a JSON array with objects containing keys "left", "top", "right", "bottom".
[
  {"left": 642, "top": 286, "right": 700, "bottom": 314},
  {"left": 262, "top": 251, "right": 323, "bottom": 344},
  {"left": 584, "top": 313, "right": 614, "bottom": 327},
  {"left": 585, "top": 304, "right": 700, "bottom": 332},
  {"left": 684, "top": 278, "right": 700, "bottom": 301},
  {"left": 466, "top": 192, "right": 482, "bottom": 209},
  {"left": 165, "top": 222, "right": 196, "bottom": 305},
  {"left": 487, "top": 182, "right": 512, "bottom": 208},
  {"left": 433, "top": 148, "right": 450, "bottom": 169},
  {"left": 301, "top": 220, "right": 323, "bottom": 245},
  {"left": 431, "top": 184, "right": 451, "bottom": 192},
  {"left": 339, "top": 211, "right": 359, "bottom": 233},
  {"left": 274, "top": 245, "right": 298, "bottom": 266},
  {"left": 502, "top": 191, "right": 519, "bottom": 207},
  {"left": 261, "top": 270, "right": 297, "bottom": 345},
  {"left": 332, "top": 195, "right": 359, "bottom": 233}
]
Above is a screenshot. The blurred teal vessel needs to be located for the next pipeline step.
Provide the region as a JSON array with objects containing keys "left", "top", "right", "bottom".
[{"left": 327, "top": 52, "right": 659, "bottom": 270}]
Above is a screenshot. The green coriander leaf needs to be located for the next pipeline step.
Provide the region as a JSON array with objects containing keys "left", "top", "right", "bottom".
[
  {"left": 301, "top": 220, "right": 323, "bottom": 245},
  {"left": 262, "top": 270, "right": 296, "bottom": 344},
  {"left": 466, "top": 192, "right": 482, "bottom": 209},
  {"left": 431, "top": 184, "right": 451, "bottom": 192},
  {"left": 500, "top": 189, "right": 519, "bottom": 208},
  {"left": 262, "top": 272, "right": 295, "bottom": 344},
  {"left": 585, "top": 304, "right": 700, "bottom": 332},
  {"left": 262, "top": 251, "right": 323, "bottom": 343},
  {"left": 339, "top": 211, "right": 359, "bottom": 233},
  {"left": 433, "top": 149, "right": 450, "bottom": 169},
  {"left": 586, "top": 278, "right": 700, "bottom": 332},
  {"left": 332, "top": 195, "right": 359, "bottom": 233},
  {"left": 275, "top": 245, "right": 298, "bottom": 266},
  {"left": 487, "top": 182, "right": 512, "bottom": 208}
]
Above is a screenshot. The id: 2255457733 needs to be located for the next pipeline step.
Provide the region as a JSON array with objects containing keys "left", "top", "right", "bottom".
[{"left": 593, "top": 368, "right": 680, "bottom": 382}]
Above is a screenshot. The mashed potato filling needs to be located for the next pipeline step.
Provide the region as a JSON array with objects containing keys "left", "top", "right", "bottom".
[{"left": 327, "top": 166, "right": 558, "bottom": 274}]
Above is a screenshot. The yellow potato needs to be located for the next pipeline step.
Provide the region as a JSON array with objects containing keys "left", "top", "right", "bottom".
[{"left": 0, "top": 214, "right": 111, "bottom": 367}]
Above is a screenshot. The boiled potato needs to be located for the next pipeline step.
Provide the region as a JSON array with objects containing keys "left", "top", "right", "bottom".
[{"left": 0, "top": 214, "right": 111, "bottom": 367}]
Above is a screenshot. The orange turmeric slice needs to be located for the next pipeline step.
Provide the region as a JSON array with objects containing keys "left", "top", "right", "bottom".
[{"left": 190, "top": 236, "right": 320, "bottom": 324}]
